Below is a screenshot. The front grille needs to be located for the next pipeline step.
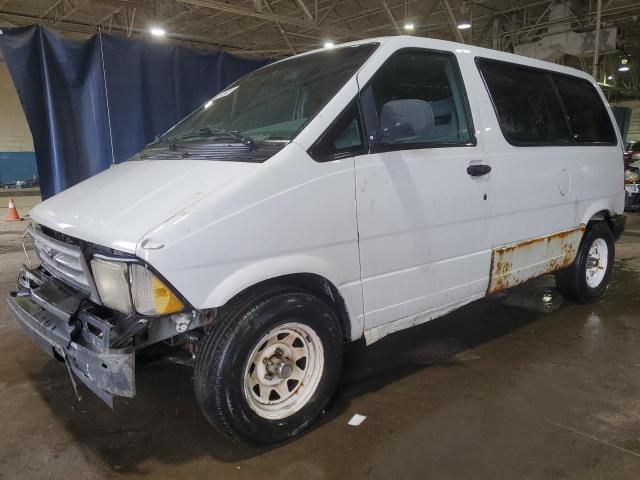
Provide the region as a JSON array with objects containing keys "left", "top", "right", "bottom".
[{"left": 28, "top": 224, "right": 100, "bottom": 302}]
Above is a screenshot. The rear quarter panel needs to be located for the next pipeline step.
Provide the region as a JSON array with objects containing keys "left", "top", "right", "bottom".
[
  {"left": 456, "top": 46, "right": 624, "bottom": 294},
  {"left": 457, "top": 47, "right": 624, "bottom": 239}
]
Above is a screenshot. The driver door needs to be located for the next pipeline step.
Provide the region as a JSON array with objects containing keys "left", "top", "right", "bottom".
[{"left": 354, "top": 48, "right": 493, "bottom": 341}]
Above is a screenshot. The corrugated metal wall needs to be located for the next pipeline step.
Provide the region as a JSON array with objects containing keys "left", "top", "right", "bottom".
[{"left": 614, "top": 100, "right": 640, "bottom": 142}]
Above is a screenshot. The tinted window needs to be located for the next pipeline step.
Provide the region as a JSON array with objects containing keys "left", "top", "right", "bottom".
[
  {"left": 363, "top": 50, "right": 474, "bottom": 147},
  {"left": 477, "top": 59, "right": 571, "bottom": 144},
  {"left": 309, "top": 102, "right": 364, "bottom": 162},
  {"left": 552, "top": 74, "right": 616, "bottom": 144}
]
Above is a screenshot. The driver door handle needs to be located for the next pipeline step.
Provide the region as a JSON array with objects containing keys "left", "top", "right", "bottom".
[{"left": 467, "top": 164, "right": 492, "bottom": 177}]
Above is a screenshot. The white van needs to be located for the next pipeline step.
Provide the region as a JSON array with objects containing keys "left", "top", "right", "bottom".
[{"left": 8, "top": 36, "right": 626, "bottom": 445}]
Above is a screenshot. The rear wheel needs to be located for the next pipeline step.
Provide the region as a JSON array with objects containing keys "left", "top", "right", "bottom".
[
  {"left": 194, "top": 285, "right": 343, "bottom": 445},
  {"left": 555, "top": 222, "right": 615, "bottom": 303}
]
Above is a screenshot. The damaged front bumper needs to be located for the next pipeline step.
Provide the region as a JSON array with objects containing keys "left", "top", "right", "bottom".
[{"left": 7, "top": 266, "right": 135, "bottom": 407}]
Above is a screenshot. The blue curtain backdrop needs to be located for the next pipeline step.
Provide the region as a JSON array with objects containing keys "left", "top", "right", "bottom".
[{"left": 0, "top": 26, "right": 267, "bottom": 198}]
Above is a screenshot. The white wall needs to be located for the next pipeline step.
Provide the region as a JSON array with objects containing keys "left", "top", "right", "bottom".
[
  {"left": 0, "top": 60, "right": 33, "bottom": 152},
  {"left": 0, "top": 59, "right": 38, "bottom": 184}
]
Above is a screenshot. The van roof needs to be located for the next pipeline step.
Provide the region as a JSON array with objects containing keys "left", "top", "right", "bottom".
[{"left": 293, "top": 35, "right": 595, "bottom": 84}]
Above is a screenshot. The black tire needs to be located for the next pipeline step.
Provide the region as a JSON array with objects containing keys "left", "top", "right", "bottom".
[
  {"left": 555, "top": 222, "right": 615, "bottom": 303},
  {"left": 194, "top": 284, "right": 343, "bottom": 445}
]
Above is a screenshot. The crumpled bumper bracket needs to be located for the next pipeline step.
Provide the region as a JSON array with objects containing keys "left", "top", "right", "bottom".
[{"left": 7, "top": 267, "right": 135, "bottom": 407}]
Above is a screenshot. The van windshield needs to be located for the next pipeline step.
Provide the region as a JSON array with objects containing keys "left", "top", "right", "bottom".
[{"left": 158, "top": 43, "right": 378, "bottom": 144}]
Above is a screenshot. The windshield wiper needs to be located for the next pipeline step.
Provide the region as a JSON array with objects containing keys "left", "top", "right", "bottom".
[
  {"left": 177, "top": 126, "right": 255, "bottom": 149},
  {"left": 147, "top": 135, "right": 183, "bottom": 153}
]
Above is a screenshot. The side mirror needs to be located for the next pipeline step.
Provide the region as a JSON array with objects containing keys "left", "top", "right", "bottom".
[{"left": 378, "top": 99, "right": 435, "bottom": 145}]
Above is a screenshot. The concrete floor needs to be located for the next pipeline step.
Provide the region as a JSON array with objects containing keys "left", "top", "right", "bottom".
[
  {"left": 0, "top": 190, "right": 40, "bottom": 226},
  {"left": 2, "top": 208, "right": 640, "bottom": 479}
]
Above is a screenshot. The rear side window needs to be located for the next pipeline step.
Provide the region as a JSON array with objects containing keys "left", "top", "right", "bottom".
[
  {"left": 477, "top": 57, "right": 617, "bottom": 146},
  {"left": 477, "top": 59, "right": 570, "bottom": 144},
  {"left": 478, "top": 59, "right": 571, "bottom": 145},
  {"left": 552, "top": 75, "right": 617, "bottom": 144}
]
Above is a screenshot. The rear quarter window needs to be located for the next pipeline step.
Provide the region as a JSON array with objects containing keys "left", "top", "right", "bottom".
[
  {"left": 477, "top": 57, "right": 617, "bottom": 146},
  {"left": 552, "top": 74, "right": 617, "bottom": 144}
]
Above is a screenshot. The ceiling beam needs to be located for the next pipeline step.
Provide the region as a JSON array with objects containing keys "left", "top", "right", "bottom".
[
  {"left": 318, "top": 0, "right": 340, "bottom": 24},
  {"left": 40, "top": 0, "right": 90, "bottom": 25},
  {"left": 176, "top": 0, "right": 362, "bottom": 39},
  {"left": 237, "top": 0, "right": 455, "bottom": 51},
  {"left": 189, "top": 0, "right": 414, "bottom": 48},
  {"left": 381, "top": 1, "right": 402, "bottom": 34},
  {"left": 197, "top": 0, "right": 349, "bottom": 45},
  {"left": 294, "top": 0, "right": 315, "bottom": 21},
  {"left": 441, "top": 0, "right": 464, "bottom": 42},
  {"left": 265, "top": 0, "right": 297, "bottom": 53},
  {"left": 190, "top": 0, "right": 350, "bottom": 37}
]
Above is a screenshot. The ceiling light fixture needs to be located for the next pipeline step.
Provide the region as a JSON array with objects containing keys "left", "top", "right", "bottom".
[
  {"left": 458, "top": 2, "right": 471, "bottom": 30},
  {"left": 619, "top": 58, "right": 630, "bottom": 72},
  {"left": 404, "top": 23, "right": 415, "bottom": 31},
  {"left": 150, "top": 27, "right": 166, "bottom": 37},
  {"left": 324, "top": 41, "right": 335, "bottom": 49}
]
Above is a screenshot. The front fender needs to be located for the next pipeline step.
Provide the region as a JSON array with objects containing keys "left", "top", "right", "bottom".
[
  {"left": 202, "top": 255, "right": 365, "bottom": 341},
  {"left": 203, "top": 254, "right": 342, "bottom": 307}
]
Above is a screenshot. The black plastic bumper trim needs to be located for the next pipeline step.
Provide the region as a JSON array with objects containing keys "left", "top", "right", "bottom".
[{"left": 611, "top": 214, "right": 627, "bottom": 241}]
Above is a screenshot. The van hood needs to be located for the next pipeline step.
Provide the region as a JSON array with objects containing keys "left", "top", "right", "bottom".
[{"left": 30, "top": 160, "right": 260, "bottom": 253}]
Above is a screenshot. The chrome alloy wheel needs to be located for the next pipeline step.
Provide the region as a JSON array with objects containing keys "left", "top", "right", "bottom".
[
  {"left": 586, "top": 238, "right": 609, "bottom": 288},
  {"left": 243, "top": 322, "right": 324, "bottom": 420}
]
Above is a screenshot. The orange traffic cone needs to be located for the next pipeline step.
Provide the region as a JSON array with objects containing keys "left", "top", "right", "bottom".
[{"left": 5, "top": 198, "right": 21, "bottom": 221}]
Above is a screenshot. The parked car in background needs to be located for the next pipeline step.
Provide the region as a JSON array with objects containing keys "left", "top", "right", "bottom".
[
  {"left": 626, "top": 141, "right": 640, "bottom": 164},
  {"left": 624, "top": 143, "right": 640, "bottom": 210},
  {"left": 625, "top": 157, "right": 640, "bottom": 211},
  {"left": 8, "top": 36, "right": 626, "bottom": 445}
]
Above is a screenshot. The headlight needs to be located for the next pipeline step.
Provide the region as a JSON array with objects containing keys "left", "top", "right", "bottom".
[
  {"left": 90, "top": 258, "right": 134, "bottom": 313},
  {"left": 130, "top": 264, "right": 183, "bottom": 316},
  {"left": 90, "top": 259, "right": 183, "bottom": 316}
]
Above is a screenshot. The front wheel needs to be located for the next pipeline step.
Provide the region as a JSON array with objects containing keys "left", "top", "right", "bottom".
[
  {"left": 555, "top": 222, "right": 615, "bottom": 303},
  {"left": 194, "top": 285, "right": 343, "bottom": 445}
]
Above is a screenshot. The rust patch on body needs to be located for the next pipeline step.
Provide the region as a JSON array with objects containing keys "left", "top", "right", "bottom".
[{"left": 487, "top": 225, "right": 585, "bottom": 295}]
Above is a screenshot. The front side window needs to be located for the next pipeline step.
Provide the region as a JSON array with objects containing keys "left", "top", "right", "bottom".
[
  {"left": 552, "top": 74, "right": 617, "bottom": 144},
  {"left": 309, "top": 101, "right": 364, "bottom": 162},
  {"left": 150, "top": 43, "right": 377, "bottom": 149},
  {"left": 362, "top": 49, "right": 475, "bottom": 149}
]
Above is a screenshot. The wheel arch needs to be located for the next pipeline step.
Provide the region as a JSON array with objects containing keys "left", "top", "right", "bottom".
[
  {"left": 580, "top": 203, "right": 617, "bottom": 230},
  {"left": 583, "top": 208, "right": 617, "bottom": 233},
  {"left": 208, "top": 270, "right": 357, "bottom": 343}
]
